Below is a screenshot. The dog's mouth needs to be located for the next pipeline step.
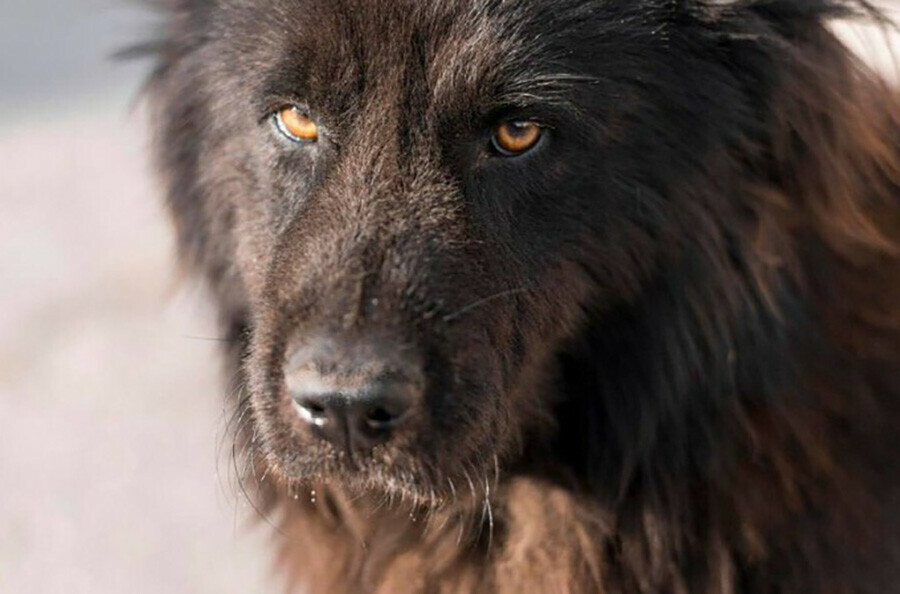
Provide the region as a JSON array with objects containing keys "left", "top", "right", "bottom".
[
  {"left": 254, "top": 408, "right": 458, "bottom": 507},
  {"left": 239, "top": 273, "right": 528, "bottom": 505},
  {"left": 244, "top": 345, "right": 463, "bottom": 503},
  {"left": 245, "top": 361, "right": 507, "bottom": 508}
]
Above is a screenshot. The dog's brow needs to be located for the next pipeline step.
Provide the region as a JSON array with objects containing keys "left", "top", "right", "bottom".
[{"left": 492, "top": 73, "right": 605, "bottom": 114}]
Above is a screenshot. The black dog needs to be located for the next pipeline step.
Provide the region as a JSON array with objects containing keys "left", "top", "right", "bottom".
[{"left": 146, "top": 1, "right": 900, "bottom": 592}]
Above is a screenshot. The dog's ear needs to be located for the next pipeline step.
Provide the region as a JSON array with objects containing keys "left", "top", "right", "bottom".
[
  {"left": 692, "top": 0, "right": 884, "bottom": 20},
  {"left": 679, "top": 0, "right": 882, "bottom": 21},
  {"left": 115, "top": 0, "right": 207, "bottom": 63}
]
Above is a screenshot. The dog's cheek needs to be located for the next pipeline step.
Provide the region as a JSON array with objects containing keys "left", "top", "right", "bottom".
[
  {"left": 209, "top": 163, "right": 281, "bottom": 307},
  {"left": 513, "top": 260, "right": 603, "bottom": 420},
  {"left": 440, "top": 262, "right": 594, "bottom": 461}
]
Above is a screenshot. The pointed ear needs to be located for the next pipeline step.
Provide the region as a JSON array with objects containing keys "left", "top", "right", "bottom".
[
  {"left": 678, "top": 0, "right": 886, "bottom": 18},
  {"left": 676, "top": 0, "right": 890, "bottom": 32}
]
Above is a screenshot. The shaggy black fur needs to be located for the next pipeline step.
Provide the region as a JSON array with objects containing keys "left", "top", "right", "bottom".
[{"left": 145, "top": 1, "right": 900, "bottom": 592}]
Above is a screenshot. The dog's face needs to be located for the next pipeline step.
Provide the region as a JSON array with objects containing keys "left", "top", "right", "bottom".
[{"left": 157, "top": 0, "right": 757, "bottom": 500}]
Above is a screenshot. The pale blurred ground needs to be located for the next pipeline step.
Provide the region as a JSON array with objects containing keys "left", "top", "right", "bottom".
[
  {"left": 0, "top": 1, "right": 272, "bottom": 592},
  {"left": 0, "top": 2, "right": 896, "bottom": 593}
]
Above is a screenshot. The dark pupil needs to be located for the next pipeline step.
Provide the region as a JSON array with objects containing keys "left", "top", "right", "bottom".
[{"left": 505, "top": 122, "right": 531, "bottom": 137}]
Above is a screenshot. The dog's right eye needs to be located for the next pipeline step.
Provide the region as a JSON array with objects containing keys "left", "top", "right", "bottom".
[{"left": 273, "top": 106, "right": 319, "bottom": 144}]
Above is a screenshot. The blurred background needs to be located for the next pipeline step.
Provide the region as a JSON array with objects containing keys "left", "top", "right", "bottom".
[
  {"left": 0, "top": 1, "right": 272, "bottom": 592},
  {"left": 0, "top": 2, "right": 895, "bottom": 593}
]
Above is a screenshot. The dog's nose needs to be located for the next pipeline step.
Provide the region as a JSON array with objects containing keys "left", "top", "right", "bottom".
[
  {"left": 291, "top": 387, "right": 415, "bottom": 452},
  {"left": 283, "top": 339, "right": 423, "bottom": 454}
]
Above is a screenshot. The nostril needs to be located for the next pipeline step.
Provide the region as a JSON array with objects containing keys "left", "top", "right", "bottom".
[
  {"left": 304, "top": 401, "right": 327, "bottom": 415},
  {"left": 364, "top": 406, "right": 398, "bottom": 430},
  {"left": 294, "top": 398, "right": 331, "bottom": 426},
  {"left": 283, "top": 339, "right": 424, "bottom": 452}
]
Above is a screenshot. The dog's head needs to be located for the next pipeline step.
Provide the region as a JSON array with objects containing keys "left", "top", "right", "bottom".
[{"left": 150, "top": 0, "right": 873, "bottom": 501}]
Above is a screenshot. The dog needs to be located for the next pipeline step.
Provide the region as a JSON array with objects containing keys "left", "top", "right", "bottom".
[{"left": 145, "top": 1, "right": 900, "bottom": 592}]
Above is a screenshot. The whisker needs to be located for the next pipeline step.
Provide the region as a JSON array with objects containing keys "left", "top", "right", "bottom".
[
  {"left": 217, "top": 382, "right": 250, "bottom": 501},
  {"left": 484, "top": 475, "right": 494, "bottom": 555},
  {"left": 464, "top": 469, "right": 477, "bottom": 500},
  {"left": 215, "top": 370, "right": 246, "bottom": 469},
  {"left": 231, "top": 442, "right": 286, "bottom": 536},
  {"left": 442, "top": 287, "right": 529, "bottom": 323},
  {"left": 181, "top": 334, "right": 231, "bottom": 343}
]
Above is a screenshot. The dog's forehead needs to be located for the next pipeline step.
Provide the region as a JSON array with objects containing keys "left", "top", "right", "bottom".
[{"left": 238, "top": 0, "right": 590, "bottom": 112}]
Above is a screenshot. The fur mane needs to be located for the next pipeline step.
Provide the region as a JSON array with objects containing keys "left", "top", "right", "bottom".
[
  {"left": 262, "top": 7, "right": 900, "bottom": 590},
  {"left": 144, "top": 1, "right": 900, "bottom": 592}
]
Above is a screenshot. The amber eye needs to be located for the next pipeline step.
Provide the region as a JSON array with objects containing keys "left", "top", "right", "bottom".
[
  {"left": 492, "top": 120, "right": 542, "bottom": 156},
  {"left": 274, "top": 106, "right": 319, "bottom": 143}
]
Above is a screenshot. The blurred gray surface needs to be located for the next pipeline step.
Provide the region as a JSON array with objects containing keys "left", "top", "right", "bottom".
[
  {"left": 0, "top": 2, "right": 895, "bottom": 593},
  {"left": 0, "top": 0, "right": 153, "bottom": 119},
  {"left": 0, "top": 1, "right": 273, "bottom": 592}
]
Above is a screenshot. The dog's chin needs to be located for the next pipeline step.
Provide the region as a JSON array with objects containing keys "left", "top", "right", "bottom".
[{"left": 261, "top": 443, "right": 449, "bottom": 506}]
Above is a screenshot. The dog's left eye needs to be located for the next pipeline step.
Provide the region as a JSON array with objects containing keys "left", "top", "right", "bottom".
[
  {"left": 273, "top": 106, "right": 319, "bottom": 143},
  {"left": 492, "top": 120, "right": 542, "bottom": 156}
]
